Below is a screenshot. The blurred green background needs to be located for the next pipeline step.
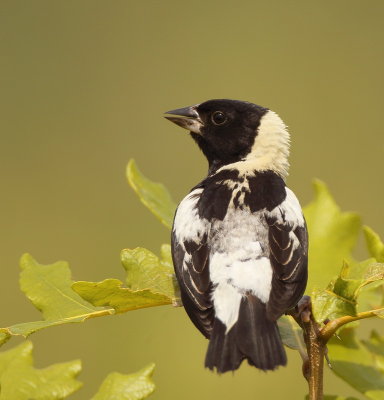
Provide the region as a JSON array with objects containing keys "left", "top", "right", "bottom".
[{"left": 1, "top": 1, "right": 383, "bottom": 399}]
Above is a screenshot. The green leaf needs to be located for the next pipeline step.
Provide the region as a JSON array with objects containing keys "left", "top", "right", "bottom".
[
  {"left": 73, "top": 244, "right": 182, "bottom": 311},
  {"left": 358, "top": 282, "right": 384, "bottom": 312},
  {"left": 0, "top": 330, "right": 10, "bottom": 346},
  {"left": 0, "top": 254, "right": 114, "bottom": 347},
  {"left": 160, "top": 243, "right": 173, "bottom": 268},
  {"left": 306, "top": 396, "right": 359, "bottom": 400},
  {"left": 364, "top": 226, "right": 384, "bottom": 263},
  {"left": 373, "top": 309, "right": 384, "bottom": 318},
  {"left": 72, "top": 279, "right": 172, "bottom": 312},
  {"left": 127, "top": 159, "right": 177, "bottom": 229},
  {"left": 357, "top": 259, "right": 384, "bottom": 312},
  {"left": 324, "top": 397, "right": 360, "bottom": 400},
  {"left": 0, "top": 341, "right": 82, "bottom": 399},
  {"left": 304, "top": 180, "right": 361, "bottom": 292},
  {"left": 312, "top": 287, "right": 355, "bottom": 324},
  {"left": 121, "top": 245, "right": 180, "bottom": 304},
  {"left": 361, "top": 330, "right": 384, "bottom": 371},
  {"left": 361, "top": 331, "right": 384, "bottom": 395},
  {"left": 366, "top": 391, "right": 384, "bottom": 400},
  {"left": 312, "top": 259, "right": 384, "bottom": 322},
  {"left": 277, "top": 316, "right": 306, "bottom": 358},
  {"left": 328, "top": 328, "right": 384, "bottom": 399},
  {"left": 91, "top": 363, "right": 155, "bottom": 400}
]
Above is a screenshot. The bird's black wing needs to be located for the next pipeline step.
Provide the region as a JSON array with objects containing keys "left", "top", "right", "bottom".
[
  {"left": 265, "top": 192, "right": 308, "bottom": 320},
  {"left": 171, "top": 189, "right": 214, "bottom": 338}
]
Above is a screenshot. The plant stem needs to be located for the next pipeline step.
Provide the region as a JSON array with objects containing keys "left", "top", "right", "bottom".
[
  {"left": 289, "top": 299, "right": 383, "bottom": 400},
  {"left": 302, "top": 313, "right": 325, "bottom": 400},
  {"left": 288, "top": 296, "right": 325, "bottom": 400},
  {"left": 320, "top": 306, "right": 384, "bottom": 341}
]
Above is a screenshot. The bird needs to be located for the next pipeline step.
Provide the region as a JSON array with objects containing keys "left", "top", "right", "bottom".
[{"left": 164, "top": 99, "right": 308, "bottom": 373}]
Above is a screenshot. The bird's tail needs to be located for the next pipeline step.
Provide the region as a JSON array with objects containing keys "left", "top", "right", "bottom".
[{"left": 205, "top": 295, "right": 287, "bottom": 373}]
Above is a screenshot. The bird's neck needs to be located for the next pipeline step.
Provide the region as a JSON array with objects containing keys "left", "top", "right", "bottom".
[
  {"left": 211, "top": 111, "right": 291, "bottom": 179},
  {"left": 192, "top": 135, "right": 241, "bottom": 175}
]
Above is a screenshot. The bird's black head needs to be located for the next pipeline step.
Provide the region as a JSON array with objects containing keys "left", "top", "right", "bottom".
[{"left": 165, "top": 99, "right": 269, "bottom": 172}]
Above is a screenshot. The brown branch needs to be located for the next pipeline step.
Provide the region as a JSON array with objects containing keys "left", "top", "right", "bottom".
[
  {"left": 304, "top": 316, "right": 326, "bottom": 400},
  {"left": 288, "top": 299, "right": 384, "bottom": 400},
  {"left": 288, "top": 296, "right": 325, "bottom": 400}
]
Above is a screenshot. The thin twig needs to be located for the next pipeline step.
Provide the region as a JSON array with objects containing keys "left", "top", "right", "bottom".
[{"left": 320, "top": 307, "right": 384, "bottom": 342}]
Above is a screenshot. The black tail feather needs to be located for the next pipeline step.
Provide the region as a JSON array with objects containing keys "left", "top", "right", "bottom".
[
  {"left": 205, "top": 318, "right": 244, "bottom": 372},
  {"left": 205, "top": 296, "right": 287, "bottom": 373}
]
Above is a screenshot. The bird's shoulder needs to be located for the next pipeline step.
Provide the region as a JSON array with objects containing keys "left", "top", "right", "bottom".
[
  {"left": 173, "top": 187, "right": 208, "bottom": 243},
  {"left": 174, "top": 168, "right": 305, "bottom": 229},
  {"left": 195, "top": 167, "right": 290, "bottom": 220},
  {"left": 263, "top": 185, "right": 308, "bottom": 319}
]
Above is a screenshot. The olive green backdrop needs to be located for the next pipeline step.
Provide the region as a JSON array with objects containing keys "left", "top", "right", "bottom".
[{"left": 1, "top": 1, "right": 383, "bottom": 399}]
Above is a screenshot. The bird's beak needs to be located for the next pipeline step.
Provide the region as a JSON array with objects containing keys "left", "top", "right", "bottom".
[{"left": 164, "top": 105, "right": 203, "bottom": 134}]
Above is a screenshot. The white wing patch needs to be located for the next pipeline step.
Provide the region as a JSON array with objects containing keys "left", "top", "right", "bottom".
[
  {"left": 173, "top": 188, "right": 210, "bottom": 311},
  {"left": 266, "top": 188, "right": 305, "bottom": 268},
  {"left": 268, "top": 188, "right": 305, "bottom": 228},
  {"left": 173, "top": 188, "right": 208, "bottom": 243}
]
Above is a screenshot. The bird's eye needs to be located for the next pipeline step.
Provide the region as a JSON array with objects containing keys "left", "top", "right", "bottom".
[{"left": 211, "top": 111, "right": 227, "bottom": 126}]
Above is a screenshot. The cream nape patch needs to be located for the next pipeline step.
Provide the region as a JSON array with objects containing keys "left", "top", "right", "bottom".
[{"left": 216, "top": 110, "right": 291, "bottom": 179}]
